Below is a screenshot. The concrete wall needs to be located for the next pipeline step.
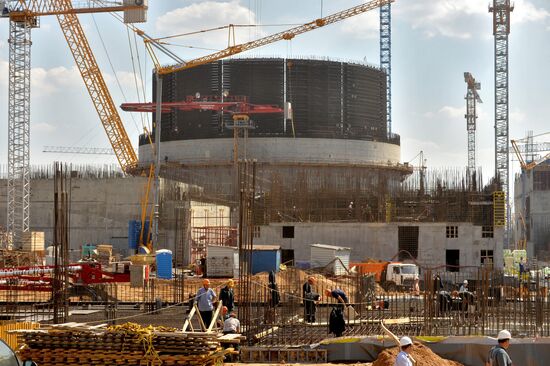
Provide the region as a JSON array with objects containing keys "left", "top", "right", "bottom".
[
  {"left": 0, "top": 177, "right": 147, "bottom": 258},
  {"left": 0, "top": 177, "right": 229, "bottom": 261},
  {"left": 254, "top": 222, "right": 504, "bottom": 270},
  {"left": 139, "top": 137, "right": 402, "bottom": 166},
  {"left": 514, "top": 168, "right": 550, "bottom": 259}
]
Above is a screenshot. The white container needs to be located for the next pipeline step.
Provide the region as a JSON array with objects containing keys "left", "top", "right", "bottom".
[
  {"left": 310, "top": 244, "right": 351, "bottom": 276},
  {"left": 22, "top": 232, "right": 44, "bottom": 252},
  {"left": 207, "top": 245, "right": 239, "bottom": 278}
]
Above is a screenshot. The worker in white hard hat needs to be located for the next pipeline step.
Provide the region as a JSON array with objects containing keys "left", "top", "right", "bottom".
[
  {"left": 486, "top": 330, "right": 512, "bottom": 366},
  {"left": 459, "top": 279, "right": 468, "bottom": 292},
  {"left": 394, "top": 336, "right": 414, "bottom": 366}
]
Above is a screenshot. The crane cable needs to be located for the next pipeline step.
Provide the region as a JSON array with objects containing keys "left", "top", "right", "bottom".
[
  {"left": 90, "top": 13, "right": 141, "bottom": 135},
  {"left": 127, "top": 26, "right": 146, "bottom": 132}
]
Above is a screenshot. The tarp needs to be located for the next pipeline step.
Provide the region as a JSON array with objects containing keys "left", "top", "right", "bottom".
[{"left": 318, "top": 336, "right": 550, "bottom": 366}]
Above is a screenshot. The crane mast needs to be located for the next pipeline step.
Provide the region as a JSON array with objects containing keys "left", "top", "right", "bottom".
[{"left": 3, "top": 0, "right": 146, "bottom": 247}]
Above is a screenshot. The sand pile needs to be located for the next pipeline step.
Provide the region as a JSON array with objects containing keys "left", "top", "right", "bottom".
[{"left": 373, "top": 342, "right": 463, "bottom": 366}]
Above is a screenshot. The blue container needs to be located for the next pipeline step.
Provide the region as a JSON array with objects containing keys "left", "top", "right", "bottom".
[
  {"left": 128, "top": 220, "right": 150, "bottom": 250},
  {"left": 251, "top": 246, "right": 281, "bottom": 274},
  {"left": 128, "top": 220, "right": 140, "bottom": 249},
  {"left": 156, "top": 249, "right": 173, "bottom": 279}
]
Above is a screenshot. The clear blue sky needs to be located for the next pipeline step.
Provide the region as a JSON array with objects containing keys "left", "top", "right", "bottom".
[{"left": 0, "top": 0, "right": 549, "bottom": 179}]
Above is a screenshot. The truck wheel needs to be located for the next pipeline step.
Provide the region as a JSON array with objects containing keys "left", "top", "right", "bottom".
[{"left": 386, "top": 283, "right": 396, "bottom": 293}]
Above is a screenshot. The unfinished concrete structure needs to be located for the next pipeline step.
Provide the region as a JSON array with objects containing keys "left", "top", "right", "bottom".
[{"left": 514, "top": 159, "right": 550, "bottom": 260}]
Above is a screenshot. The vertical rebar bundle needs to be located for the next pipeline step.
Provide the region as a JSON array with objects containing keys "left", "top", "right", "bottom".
[
  {"left": 52, "top": 162, "right": 70, "bottom": 324},
  {"left": 7, "top": 19, "right": 32, "bottom": 248}
]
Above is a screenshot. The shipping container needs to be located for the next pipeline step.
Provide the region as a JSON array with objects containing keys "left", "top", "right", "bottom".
[
  {"left": 207, "top": 245, "right": 239, "bottom": 278},
  {"left": 310, "top": 244, "right": 351, "bottom": 276},
  {"left": 251, "top": 245, "right": 281, "bottom": 275}
]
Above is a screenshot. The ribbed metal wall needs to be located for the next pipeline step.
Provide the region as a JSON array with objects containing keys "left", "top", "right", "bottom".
[{"left": 146, "top": 58, "right": 390, "bottom": 145}]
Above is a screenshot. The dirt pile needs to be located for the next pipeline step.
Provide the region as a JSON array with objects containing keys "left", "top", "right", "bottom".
[{"left": 373, "top": 342, "right": 463, "bottom": 366}]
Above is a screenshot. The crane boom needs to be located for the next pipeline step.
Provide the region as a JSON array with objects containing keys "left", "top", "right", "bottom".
[
  {"left": 5, "top": 0, "right": 145, "bottom": 19},
  {"left": 152, "top": 0, "right": 395, "bottom": 75},
  {"left": 54, "top": 0, "right": 138, "bottom": 172}
]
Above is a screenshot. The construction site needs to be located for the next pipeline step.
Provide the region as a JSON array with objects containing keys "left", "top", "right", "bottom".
[{"left": 0, "top": 0, "right": 550, "bottom": 365}]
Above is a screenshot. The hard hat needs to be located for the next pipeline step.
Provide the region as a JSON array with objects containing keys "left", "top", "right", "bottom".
[
  {"left": 497, "top": 330, "right": 511, "bottom": 341},
  {"left": 202, "top": 279, "right": 210, "bottom": 285},
  {"left": 228, "top": 279, "right": 235, "bottom": 287},
  {"left": 399, "top": 336, "right": 413, "bottom": 347},
  {"left": 308, "top": 276, "right": 316, "bottom": 283},
  {"left": 463, "top": 280, "right": 468, "bottom": 284}
]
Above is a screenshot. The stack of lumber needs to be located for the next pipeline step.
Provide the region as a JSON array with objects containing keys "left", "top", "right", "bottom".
[{"left": 15, "top": 322, "right": 228, "bottom": 366}]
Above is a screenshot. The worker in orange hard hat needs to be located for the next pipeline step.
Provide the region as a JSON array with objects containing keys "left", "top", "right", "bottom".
[
  {"left": 195, "top": 278, "right": 217, "bottom": 328},
  {"left": 303, "top": 276, "right": 319, "bottom": 323},
  {"left": 219, "top": 279, "right": 235, "bottom": 313}
]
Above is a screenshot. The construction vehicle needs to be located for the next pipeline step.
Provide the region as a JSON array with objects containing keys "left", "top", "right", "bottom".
[
  {"left": 0, "top": 261, "right": 131, "bottom": 292},
  {"left": 351, "top": 261, "right": 419, "bottom": 292}
]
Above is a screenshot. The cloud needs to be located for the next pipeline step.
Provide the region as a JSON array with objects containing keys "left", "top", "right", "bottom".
[
  {"left": 425, "top": 105, "right": 464, "bottom": 120},
  {"left": 339, "top": 11, "right": 379, "bottom": 40},
  {"left": 31, "top": 65, "right": 82, "bottom": 95},
  {"left": 0, "top": 59, "right": 7, "bottom": 86},
  {"left": 33, "top": 122, "right": 56, "bottom": 132},
  {"left": 155, "top": 1, "right": 258, "bottom": 50},
  {"left": 396, "top": 0, "right": 549, "bottom": 39},
  {"left": 510, "top": 108, "right": 527, "bottom": 123}
]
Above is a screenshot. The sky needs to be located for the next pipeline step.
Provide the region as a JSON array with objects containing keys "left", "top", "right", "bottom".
[{"left": 1, "top": 0, "right": 550, "bottom": 183}]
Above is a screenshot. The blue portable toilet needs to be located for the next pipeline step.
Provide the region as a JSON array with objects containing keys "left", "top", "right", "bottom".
[
  {"left": 251, "top": 245, "right": 281, "bottom": 274},
  {"left": 156, "top": 249, "right": 173, "bottom": 279}
]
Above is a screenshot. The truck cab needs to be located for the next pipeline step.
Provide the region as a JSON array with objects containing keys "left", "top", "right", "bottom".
[
  {"left": 383, "top": 263, "right": 419, "bottom": 292},
  {"left": 0, "top": 338, "right": 36, "bottom": 366}
]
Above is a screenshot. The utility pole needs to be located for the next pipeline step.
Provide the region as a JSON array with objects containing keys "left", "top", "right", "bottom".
[
  {"left": 489, "top": 0, "right": 513, "bottom": 246},
  {"left": 152, "top": 74, "right": 163, "bottom": 250},
  {"left": 464, "top": 72, "right": 482, "bottom": 175}
]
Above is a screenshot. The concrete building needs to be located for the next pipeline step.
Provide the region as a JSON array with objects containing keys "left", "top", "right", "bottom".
[
  {"left": 514, "top": 159, "right": 550, "bottom": 260},
  {"left": 254, "top": 222, "right": 504, "bottom": 270},
  {"left": 0, "top": 172, "right": 229, "bottom": 261}
]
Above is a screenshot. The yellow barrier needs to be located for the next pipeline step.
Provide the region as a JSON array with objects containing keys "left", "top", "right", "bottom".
[{"left": 0, "top": 321, "right": 39, "bottom": 349}]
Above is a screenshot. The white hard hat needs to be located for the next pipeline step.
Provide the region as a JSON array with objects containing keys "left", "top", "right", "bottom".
[
  {"left": 399, "top": 336, "right": 413, "bottom": 347},
  {"left": 463, "top": 280, "right": 468, "bottom": 284},
  {"left": 497, "top": 330, "right": 511, "bottom": 340}
]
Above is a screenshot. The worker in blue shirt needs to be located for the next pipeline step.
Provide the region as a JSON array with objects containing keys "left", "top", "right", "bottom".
[
  {"left": 487, "top": 330, "right": 513, "bottom": 366},
  {"left": 394, "top": 336, "right": 414, "bottom": 366},
  {"left": 195, "top": 279, "right": 217, "bottom": 329},
  {"left": 325, "top": 288, "right": 349, "bottom": 307}
]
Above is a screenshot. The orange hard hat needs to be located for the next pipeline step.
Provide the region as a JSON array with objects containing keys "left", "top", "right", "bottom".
[{"left": 203, "top": 279, "right": 210, "bottom": 285}]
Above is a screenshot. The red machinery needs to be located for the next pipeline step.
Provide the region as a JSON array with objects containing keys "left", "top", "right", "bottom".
[
  {"left": 0, "top": 262, "right": 130, "bottom": 292},
  {"left": 120, "top": 95, "right": 284, "bottom": 115}
]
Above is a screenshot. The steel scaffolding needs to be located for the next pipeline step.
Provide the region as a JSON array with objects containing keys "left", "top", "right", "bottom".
[
  {"left": 7, "top": 19, "right": 33, "bottom": 248},
  {"left": 380, "top": 2, "right": 391, "bottom": 136},
  {"left": 489, "top": 0, "right": 513, "bottom": 245}
]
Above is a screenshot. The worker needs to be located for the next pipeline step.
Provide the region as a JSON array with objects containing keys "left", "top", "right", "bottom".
[
  {"left": 223, "top": 311, "right": 241, "bottom": 335},
  {"left": 219, "top": 279, "right": 235, "bottom": 313},
  {"left": 459, "top": 280, "right": 468, "bottom": 292},
  {"left": 325, "top": 288, "right": 349, "bottom": 308},
  {"left": 394, "top": 336, "right": 414, "bottom": 366},
  {"left": 303, "top": 276, "right": 319, "bottom": 323},
  {"left": 412, "top": 275, "right": 420, "bottom": 296},
  {"left": 195, "top": 279, "right": 217, "bottom": 329},
  {"left": 486, "top": 330, "right": 513, "bottom": 366}
]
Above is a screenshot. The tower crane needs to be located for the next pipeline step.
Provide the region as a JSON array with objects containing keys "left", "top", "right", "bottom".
[
  {"left": 464, "top": 72, "right": 482, "bottom": 174},
  {"left": 2, "top": 0, "right": 147, "bottom": 247},
  {"left": 511, "top": 131, "right": 550, "bottom": 171}
]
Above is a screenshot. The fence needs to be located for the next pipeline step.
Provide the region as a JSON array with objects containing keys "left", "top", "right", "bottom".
[{"left": 2, "top": 266, "right": 550, "bottom": 345}]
